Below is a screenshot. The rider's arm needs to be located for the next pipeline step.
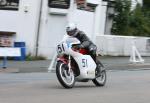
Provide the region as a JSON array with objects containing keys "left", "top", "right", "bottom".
[{"left": 79, "top": 32, "right": 92, "bottom": 48}]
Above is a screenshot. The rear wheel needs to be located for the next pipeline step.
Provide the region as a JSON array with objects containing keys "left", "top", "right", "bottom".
[
  {"left": 56, "top": 61, "right": 75, "bottom": 88},
  {"left": 92, "top": 70, "right": 106, "bottom": 86}
]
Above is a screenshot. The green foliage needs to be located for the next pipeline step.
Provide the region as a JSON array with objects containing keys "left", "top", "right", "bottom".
[
  {"left": 111, "top": 0, "right": 150, "bottom": 37},
  {"left": 143, "top": 0, "right": 150, "bottom": 9},
  {"left": 26, "top": 53, "right": 46, "bottom": 61},
  {"left": 129, "top": 4, "right": 150, "bottom": 36},
  {"left": 143, "top": 0, "right": 150, "bottom": 18},
  {"left": 111, "top": 0, "right": 131, "bottom": 35}
]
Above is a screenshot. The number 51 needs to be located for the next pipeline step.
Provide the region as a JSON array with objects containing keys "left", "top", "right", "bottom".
[{"left": 82, "top": 59, "right": 88, "bottom": 67}]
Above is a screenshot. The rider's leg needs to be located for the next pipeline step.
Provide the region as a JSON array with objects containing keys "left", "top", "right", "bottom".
[
  {"left": 90, "top": 50, "right": 97, "bottom": 62},
  {"left": 89, "top": 50, "right": 101, "bottom": 75},
  {"left": 89, "top": 44, "right": 97, "bottom": 62},
  {"left": 89, "top": 45, "right": 101, "bottom": 75}
]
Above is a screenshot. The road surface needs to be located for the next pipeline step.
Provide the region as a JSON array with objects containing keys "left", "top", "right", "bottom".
[{"left": 0, "top": 70, "right": 150, "bottom": 103}]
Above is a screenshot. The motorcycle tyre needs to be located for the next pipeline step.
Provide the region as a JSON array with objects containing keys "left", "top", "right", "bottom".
[
  {"left": 92, "top": 70, "right": 106, "bottom": 86},
  {"left": 56, "top": 61, "right": 75, "bottom": 89}
]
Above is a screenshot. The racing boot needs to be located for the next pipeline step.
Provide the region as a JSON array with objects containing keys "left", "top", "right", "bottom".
[{"left": 96, "top": 63, "right": 101, "bottom": 77}]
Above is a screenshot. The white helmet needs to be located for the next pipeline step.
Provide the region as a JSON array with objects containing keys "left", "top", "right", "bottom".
[{"left": 66, "top": 22, "right": 77, "bottom": 32}]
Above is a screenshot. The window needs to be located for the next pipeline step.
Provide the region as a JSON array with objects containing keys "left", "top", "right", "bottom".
[
  {"left": 0, "top": 0, "right": 19, "bottom": 10},
  {"left": 0, "top": 31, "right": 16, "bottom": 47},
  {"left": 48, "top": 0, "right": 70, "bottom": 9},
  {"left": 76, "top": 0, "right": 95, "bottom": 12}
]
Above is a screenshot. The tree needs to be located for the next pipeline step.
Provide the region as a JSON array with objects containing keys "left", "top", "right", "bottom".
[
  {"left": 111, "top": 0, "right": 150, "bottom": 37},
  {"left": 111, "top": 0, "right": 131, "bottom": 35},
  {"left": 143, "top": 0, "right": 150, "bottom": 9},
  {"left": 129, "top": 4, "right": 150, "bottom": 36},
  {"left": 143, "top": 0, "right": 150, "bottom": 19}
]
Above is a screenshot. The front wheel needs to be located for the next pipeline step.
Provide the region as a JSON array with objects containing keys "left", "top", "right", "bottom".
[
  {"left": 92, "top": 70, "right": 106, "bottom": 86},
  {"left": 56, "top": 61, "right": 75, "bottom": 88}
]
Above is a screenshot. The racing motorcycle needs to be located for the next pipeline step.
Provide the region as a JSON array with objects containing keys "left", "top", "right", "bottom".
[{"left": 56, "top": 35, "right": 106, "bottom": 88}]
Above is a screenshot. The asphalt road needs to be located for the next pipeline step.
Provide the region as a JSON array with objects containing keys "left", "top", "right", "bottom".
[{"left": 0, "top": 70, "right": 150, "bottom": 103}]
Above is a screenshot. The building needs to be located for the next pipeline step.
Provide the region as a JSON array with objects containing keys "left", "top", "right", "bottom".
[
  {"left": 0, "top": 0, "right": 108, "bottom": 59},
  {"left": 0, "top": 0, "right": 149, "bottom": 59}
]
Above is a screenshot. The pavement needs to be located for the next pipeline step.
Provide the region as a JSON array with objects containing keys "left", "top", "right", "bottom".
[{"left": 0, "top": 56, "right": 150, "bottom": 73}]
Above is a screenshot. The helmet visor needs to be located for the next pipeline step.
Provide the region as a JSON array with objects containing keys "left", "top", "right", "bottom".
[{"left": 67, "top": 30, "right": 76, "bottom": 36}]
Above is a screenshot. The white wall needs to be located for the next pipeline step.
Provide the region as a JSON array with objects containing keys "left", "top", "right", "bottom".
[
  {"left": 98, "top": 1, "right": 107, "bottom": 35},
  {"left": 96, "top": 35, "right": 150, "bottom": 56},
  {"left": 38, "top": 7, "right": 95, "bottom": 59},
  {"left": 0, "top": 11, "right": 19, "bottom": 31},
  {"left": 68, "top": 9, "right": 94, "bottom": 39},
  {"left": 0, "top": 0, "right": 41, "bottom": 54},
  {"left": 38, "top": 14, "right": 68, "bottom": 58},
  {"left": 0, "top": 0, "right": 106, "bottom": 59},
  {"left": 37, "top": 0, "right": 68, "bottom": 59},
  {"left": 37, "top": 0, "right": 100, "bottom": 59}
]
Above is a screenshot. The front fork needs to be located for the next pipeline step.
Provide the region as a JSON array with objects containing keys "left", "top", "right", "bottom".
[{"left": 68, "top": 55, "right": 71, "bottom": 73}]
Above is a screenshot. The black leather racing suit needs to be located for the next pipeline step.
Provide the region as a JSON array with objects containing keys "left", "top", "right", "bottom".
[{"left": 74, "top": 30, "right": 97, "bottom": 62}]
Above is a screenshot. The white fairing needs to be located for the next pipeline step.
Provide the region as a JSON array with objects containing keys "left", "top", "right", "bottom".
[
  {"left": 57, "top": 35, "right": 82, "bottom": 57},
  {"left": 57, "top": 35, "right": 96, "bottom": 79},
  {"left": 74, "top": 55, "right": 96, "bottom": 79}
]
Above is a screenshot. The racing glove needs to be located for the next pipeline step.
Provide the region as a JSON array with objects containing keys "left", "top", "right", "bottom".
[{"left": 73, "top": 44, "right": 84, "bottom": 49}]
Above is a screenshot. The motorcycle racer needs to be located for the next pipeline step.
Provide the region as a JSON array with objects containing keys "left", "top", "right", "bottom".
[{"left": 66, "top": 22, "right": 101, "bottom": 74}]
